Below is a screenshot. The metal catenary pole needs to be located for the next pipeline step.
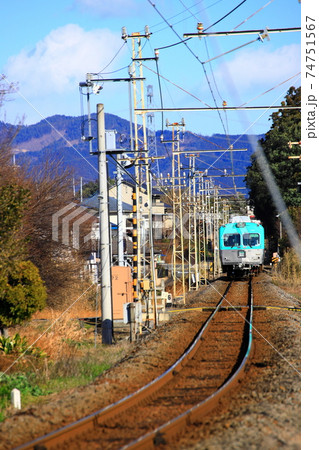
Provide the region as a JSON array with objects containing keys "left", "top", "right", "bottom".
[
  {"left": 127, "top": 27, "right": 158, "bottom": 327},
  {"left": 165, "top": 120, "right": 187, "bottom": 303}
]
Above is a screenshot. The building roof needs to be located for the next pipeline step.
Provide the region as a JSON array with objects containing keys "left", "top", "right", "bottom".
[{"left": 82, "top": 194, "right": 133, "bottom": 212}]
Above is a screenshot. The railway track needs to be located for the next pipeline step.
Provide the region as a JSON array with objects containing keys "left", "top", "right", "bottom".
[{"left": 17, "top": 277, "right": 255, "bottom": 450}]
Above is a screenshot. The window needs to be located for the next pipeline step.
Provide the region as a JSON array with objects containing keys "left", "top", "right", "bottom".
[
  {"left": 223, "top": 233, "right": 240, "bottom": 247},
  {"left": 243, "top": 233, "right": 260, "bottom": 247}
]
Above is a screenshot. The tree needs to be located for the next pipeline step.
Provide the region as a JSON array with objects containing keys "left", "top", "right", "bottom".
[
  {"left": 22, "top": 157, "right": 92, "bottom": 307},
  {"left": 0, "top": 184, "right": 30, "bottom": 264},
  {"left": 0, "top": 261, "right": 46, "bottom": 328},
  {"left": 1, "top": 123, "right": 92, "bottom": 310},
  {"left": 0, "top": 78, "right": 48, "bottom": 328},
  {"left": 80, "top": 179, "right": 98, "bottom": 198},
  {"left": 79, "top": 177, "right": 116, "bottom": 200},
  {"left": 0, "top": 184, "right": 47, "bottom": 332},
  {"left": 245, "top": 86, "right": 301, "bottom": 243}
]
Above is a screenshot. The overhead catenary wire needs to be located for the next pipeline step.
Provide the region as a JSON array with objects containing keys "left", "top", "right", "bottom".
[
  {"left": 153, "top": 81, "right": 301, "bottom": 204},
  {"left": 147, "top": 0, "right": 201, "bottom": 61},
  {"left": 179, "top": 3, "right": 296, "bottom": 193},
  {"left": 147, "top": 0, "right": 259, "bottom": 195},
  {"left": 202, "top": 34, "right": 266, "bottom": 64},
  {"left": 149, "top": 0, "right": 223, "bottom": 35},
  {"left": 203, "top": 0, "right": 247, "bottom": 32},
  {"left": 98, "top": 4, "right": 300, "bottom": 259},
  {"left": 179, "top": 0, "right": 260, "bottom": 192},
  {"left": 2, "top": 75, "right": 99, "bottom": 176},
  {"left": 231, "top": 0, "right": 275, "bottom": 31},
  {"left": 96, "top": 41, "right": 128, "bottom": 74},
  {"left": 238, "top": 72, "right": 301, "bottom": 107},
  {"left": 143, "top": 19, "right": 232, "bottom": 162},
  {"left": 149, "top": 0, "right": 247, "bottom": 51}
]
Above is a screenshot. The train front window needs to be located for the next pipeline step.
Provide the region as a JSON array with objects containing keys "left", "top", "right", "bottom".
[
  {"left": 223, "top": 233, "right": 240, "bottom": 247},
  {"left": 243, "top": 233, "right": 260, "bottom": 247}
]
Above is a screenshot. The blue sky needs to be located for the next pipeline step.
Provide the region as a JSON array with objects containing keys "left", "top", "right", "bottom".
[{"left": 1, "top": 0, "right": 301, "bottom": 136}]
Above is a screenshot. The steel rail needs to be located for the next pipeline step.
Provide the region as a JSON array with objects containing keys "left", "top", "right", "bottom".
[
  {"left": 124, "top": 277, "right": 254, "bottom": 449},
  {"left": 15, "top": 282, "right": 232, "bottom": 450}
]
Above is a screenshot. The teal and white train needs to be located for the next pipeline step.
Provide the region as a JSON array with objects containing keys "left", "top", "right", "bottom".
[{"left": 219, "top": 216, "right": 265, "bottom": 276}]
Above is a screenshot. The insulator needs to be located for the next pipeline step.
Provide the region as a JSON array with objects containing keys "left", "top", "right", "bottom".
[
  {"left": 197, "top": 22, "right": 204, "bottom": 33},
  {"left": 121, "top": 27, "right": 128, "bottom": 40},
  {"left": 145, "top": 25, "right": 150, "bottom": 38}
]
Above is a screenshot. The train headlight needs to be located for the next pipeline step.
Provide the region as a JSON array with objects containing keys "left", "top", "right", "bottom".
[{"left": 238, "top": 250, "right": 246, "bottom": 258}]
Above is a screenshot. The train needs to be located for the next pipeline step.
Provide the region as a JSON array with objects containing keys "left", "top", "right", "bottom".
[{"left": 219, "top": 216, "right": 265, "bottom": 277}]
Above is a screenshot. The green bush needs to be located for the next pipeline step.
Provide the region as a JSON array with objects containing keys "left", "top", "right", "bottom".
[
  {"left": 0, "top": 333, "right": 46, "bottom": 357},
  {"left": 0, "top": 261, "right": 47, "bottom": 327}
]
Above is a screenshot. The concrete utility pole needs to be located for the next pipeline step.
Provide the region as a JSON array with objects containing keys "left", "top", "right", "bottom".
[
  {"left": 147, "top": 85, "right": 160, "bottom": 179},
  {"left": 116, "top": 154, "right": 125, "bottom": 266},
  {"left": 97, "top": 103, "right": 113, "bottom": 345}
]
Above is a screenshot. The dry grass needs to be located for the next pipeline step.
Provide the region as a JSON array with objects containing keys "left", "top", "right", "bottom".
[
  {"left": 13, "top": 312, "right": 91, "bottom": 359},
  {"left": 11, "top": 279, "right": 100, "bottom": 361},
  {"left": 0, "top": 299, "right": 132, "bottom": 420},
  {"left": 272, "top": 248, "right": 301, "bottom": 300}
]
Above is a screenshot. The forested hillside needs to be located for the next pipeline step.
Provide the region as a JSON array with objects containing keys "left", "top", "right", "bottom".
[{"left": 0, "top": 114, "right": 262, "bottom": 192}]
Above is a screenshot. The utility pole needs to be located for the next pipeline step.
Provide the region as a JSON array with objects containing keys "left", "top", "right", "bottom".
[
  {"left": 147, "top": 85, "right": 160, "bottom": 179},
  {"left": 97, "top": 103, "right": 113, "bottom": 345},
  {"left": 116, "top": 154, "right": 125, "bottom": 266}
]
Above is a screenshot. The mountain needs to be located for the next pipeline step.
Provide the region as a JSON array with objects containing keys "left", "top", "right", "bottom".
[{"left": 1, "top": 114, "right": 263, "bottom": 193}]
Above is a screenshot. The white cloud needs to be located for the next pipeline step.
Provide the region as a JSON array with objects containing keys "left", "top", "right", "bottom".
[
  {"left": 214, "top": 43, "right": 301, "bottom": 93},
  {"left": 5, "top": 24, "right": 124, "bottom": 97}
]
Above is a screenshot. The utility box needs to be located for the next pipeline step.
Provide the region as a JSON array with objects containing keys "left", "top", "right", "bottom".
[
  {"left": 141, "top": 278, "right": 150, "bottom": 291},
  {"left": 112, "top": 266, "right": 133, "bottom": 320},
  {"left": 123, "top": 301, "right": 142, "bottom": 324},
  {"left": 105, "top": 130, "right": 117, "bottom": 152}
]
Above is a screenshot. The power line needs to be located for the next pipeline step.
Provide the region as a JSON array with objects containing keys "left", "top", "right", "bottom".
[
  {"left": 96, "top": 41, "right": 128, "bottom": 74},
  {"left": 148, "top": 0, "right": 201, "bottom": 61},
  {"left": 148, "top": 0, "right": 223, "bottom": 36},
  {"left": 203, "top": 0, "right": 247, "bottom": 32},
  {"left": 238, "top": 73, "right": 301, "bottom": 107},
  {"left": 231, "top": 0, "right": 275, "bottom": 31},
  {"left": 146, "top": 1, "right": 256, "bottom": 195}
]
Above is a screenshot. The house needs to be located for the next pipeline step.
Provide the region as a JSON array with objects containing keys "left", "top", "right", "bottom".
[
  {"left": 108, "top": 180, "right": 168, "bottom": 240},
  {"left": 81, "top": 179, "right": 171, "bottom": 267}
]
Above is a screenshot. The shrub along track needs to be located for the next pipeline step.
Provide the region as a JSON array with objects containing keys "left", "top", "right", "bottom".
[
  {"left": 16, "top": 278, "right": 255, "bottom": 449},
  {"left": 0, "top": 272, "right": 300, "bottom": 449}
]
